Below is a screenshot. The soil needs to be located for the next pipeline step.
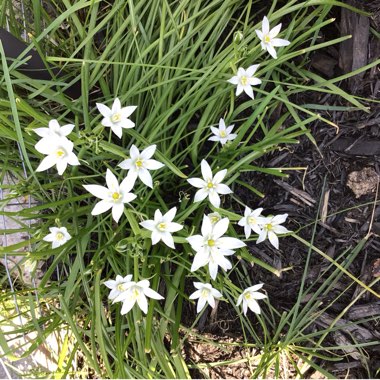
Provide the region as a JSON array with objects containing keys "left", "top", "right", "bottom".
[{"left": 183, "top": 2, "right": 380, "bottom": 379}]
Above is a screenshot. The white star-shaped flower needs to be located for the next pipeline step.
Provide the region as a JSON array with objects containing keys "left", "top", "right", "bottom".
[
  {"left": 34, "top": 119, "right": 74, "bottom": 143},
  {"left": 118, "top": 145, "right": 164, "bottom": 189},
  {"left": 189, "top": 282, "right": 223, "bottom": 313},
  {"left": 255, "top": 16, "right": 290, "bottom": 59},
  {"left": 187, "top": 160, "right": 232, "bottom": 208},
  {"left": 104, "top": 275, "right": 133, "bottom": 302},
  {"left": 238, "top": 206, "right": 266, "bottom": 239},
  {"left": 236, "top": 284, "right": 267, "bottom": 315},
  {"left": 83, "top": 169, "right": 137, "bottom": 223},
  {"left": 43, "top": 226, "right": 71, "bottom": 249},
  {"left": 112, "top": 278, "right": 164, "bottom": 315},
  {"left": 187, "top": 215, "right": 246, "bottom": 280},
  {"left": 140, "top": 207, "right": 183, "bottom": 249},
  {"left": 256, "top": 214, "right": 291, "bottom": 249},
  {"left": 227, "top": 65, "right": 262, "bottom": 99},
  {"left": 208, "top": 118, "right": 237, "bottom": 146},
  {"left": 96, "top": 98, "right": 137, "bottom": 138},
  {"left": 35, "top": 136, "right": 80, "bottom": 175}
]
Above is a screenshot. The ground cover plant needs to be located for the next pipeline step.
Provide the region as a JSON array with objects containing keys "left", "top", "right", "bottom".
[{"left": 0, "top": 0, "right": 380, "bottom": 378}]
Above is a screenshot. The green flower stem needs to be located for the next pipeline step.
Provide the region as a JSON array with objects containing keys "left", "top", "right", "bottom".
[{"left": 144, "top": 271, "right": 160, "bottom": 353}]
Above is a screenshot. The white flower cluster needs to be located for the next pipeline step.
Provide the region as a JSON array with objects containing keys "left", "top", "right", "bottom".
[
  {"left": 228, "top": 16, "right": 290, "bottom": 99},
  {"left": 34, "top": 119, "right": 80, "bottom": 175},
  {"left": 37, "top": 15, "right": 292, "bottom": 317}
]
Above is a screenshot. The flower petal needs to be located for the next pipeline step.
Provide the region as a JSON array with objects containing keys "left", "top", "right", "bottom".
[
  {"left": 191, "top": 251, "right": 210, "bottom": 272},
  {"left": 140, "top": 145, "right": 156, "bottom": 160},
  {"left": 161, "top": 231, "right": 175, "bottom": 249},
  {"left": 208, "top": 191, "right": 221, "bottom": 208},
  {"left": 138, "top": 168, "right": 153, "bottom": 188},
  {"left": 208, "top": 261, "right": 219, "bottom": 280},
  {"left": 112, "top": 203, "right": 125, "bottom": 223},
  {"left": 56, "top": 159, "right": 68, "bottom": 175},
  {"left": 246, "top": 64, "right": 260, "bottom": 77},
  {"left": 215, "top": 183, "right": 232, "bottom": 195},
  {"left": 140, "top": 220, "right": 156, "bottom": 231},
  {"left": 255, "top": 29, "right": 263, "bottom": 41},
  {"left": 120, "top": 105, "right": 137, "bottom": 118},
  {"left": 194, "top": 188, "right": 209, "bottom": 203},
  {"left": 118, "top": 159, "right": 133, "bottom": 170},
  {"left": 121, "top": 297, "right": 136, "bottom": 315},
  {"left": 262, "top": 16, "right": 270, "bottom": 35},
  {"left": 96, "top": 102, "right": 111, "bottom": 118},
  {"left": 106, "top": 169, "right": 119, "bottom": 191},
  {"left": 243, "top": 85, "right": 254, "bottom": 99},
  {"left": 143, "top": 287, "right": 164, "bottom": 300},
  {"left": 151, "top": 230, "right": 162, "bottom": 245},
  {"left": 187, "top": 178, "right": 206, "bottom": 188},
  {"left": 213, "top": 169, "right": 227, "bottom": 184},
  {"left": 111, "top": 124, "right": 123, "bottom": 138},
  {"left": 36, "top": 155, "right": 56, "bottom": 172},
  {"left": 136, "top": 294, "right": 148, "bottom": 314},
  {"left": 197, "top": 297, "right": 207, "bottom": 313},
  {"left": 268, "top": 231, "right": 279, "bottom": 249},
  {"left": 83, "top": 184, "right": 109, "bottom": 200},
  {"left": 163, "top": 207, "right": 177, "bottom": 223},
  {"left": 269, "top": 23, "right": 282, "bottom": 39},
  {"left": 201, "top": 160, "right": 213, "bottom": 181},
  {"left": 92, "top": 200, "right": 113, "bottom": 215},
  {"left": 248, "top": 299, "right": 261, "bottom": 314},
  {"left": 218, "top": 237, "right": 246, "bottom": 249},
  {"left": 112, "top": 98, "right": 121, "bottom": 113},
  {"left": 120, "top": 172, "right": 137, "bottom": 192},
  {"left": 227, "top": 76, "right": 239, "bottom": 85},
  {"left": 119, "top": 119, "right": 135, "bottom": 129},
  {"left": 144, "top": 159, "right": 164, "bottom": 170},
  {"left": 271, "top": 38, "right": 290, "bottom": 47},
  {"left": 267, "top": 44, "right": 277, "bottom": 59},
  {"left": 60, "top": 124, "right": 75, "bottom": 136},
  {"left": 212, "top": 217, "right": 229, "bottom": 239}
]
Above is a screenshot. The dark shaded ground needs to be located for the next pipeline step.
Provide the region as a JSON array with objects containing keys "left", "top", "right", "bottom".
[{"left": 183, "top": 2, "right": 380, "bottom": 378}]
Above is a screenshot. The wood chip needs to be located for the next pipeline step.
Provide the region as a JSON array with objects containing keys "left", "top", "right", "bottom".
[
  {"left": 347, "top": 302, "right": 380, "bottom": 320},
  {"left": 320, "top": 189, "right": 330, "bottom": 223},
  {"left": 274, "top": 179, "right": 316, "bottom": 207}
]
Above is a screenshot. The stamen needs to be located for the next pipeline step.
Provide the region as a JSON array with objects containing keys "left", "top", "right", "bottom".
[
  {"left": 111, "top": 113, "right": 121, "bottom": 123},
  {"left": 112, "top": 192, "right": 121, "bottom": 200},
  {"left": 207, "top": 239, "right": 215, "bottom": 247}
]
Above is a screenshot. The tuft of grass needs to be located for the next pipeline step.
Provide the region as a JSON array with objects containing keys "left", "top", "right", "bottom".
[{"left": 1, "top": 0, "right": 379, "bottom": 378}]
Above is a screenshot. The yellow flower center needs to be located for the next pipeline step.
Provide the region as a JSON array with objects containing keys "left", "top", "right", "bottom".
[
  {"left": 244, "top": 292, "right": 251, "bottom": 300},
  {"left": 201, "top": 289, "right": 209, "bottom": 298},
  {"left": 56, "top": 149, "right": 65, "bottom": 158},
  {"left": 264, "top": 34, "right": 271, "bottom": 43},
  {"left": 240, "top": 75, "right": 248, "bottom": 86},
  {"left": 112, "top": 192, "right": 121, "bottom": 200},
  {"left": 117, "top": 283, "right": 125, "bottom": 291},
  {"left": 220, "top": 130, "right": 227, "bottom": 138},
  {"left": 207, "top": 181, "right": 214, "bottom": 189},
  {"left": 207, "top": 239, "right": 215, "bottom": 247},
  {"left": 56, "top": 232, "right": 64, "bottom": 240},
  {"left": 135, "top": 159, "right": 143, "bottom": 168},
  {"left": 157, "top": 222, "right": 166, "bottom": 231},
  {"left": 210, "top": 216, "right": 220, "bottom": 224},
  {"left": 133, "top": 288, "right": 140, "bottom": 299},
  {"left": 111, "top": 113, "right": 121, "bottom": 123},
  {"left": 248, "top": 217, "right": 256, "bottom": 225},
  {"left": 266, "top": 223, "right": 273, "bottom": 231}
]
